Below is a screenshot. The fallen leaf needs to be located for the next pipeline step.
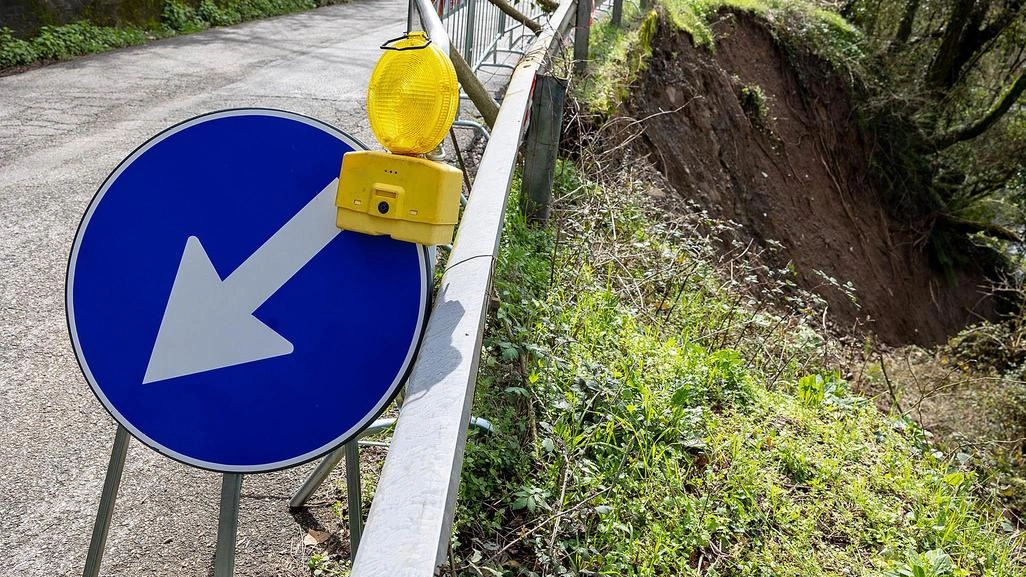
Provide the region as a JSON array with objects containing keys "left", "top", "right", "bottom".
[{"left": 304, "top": 529, "right": 330, "bottom": 546}]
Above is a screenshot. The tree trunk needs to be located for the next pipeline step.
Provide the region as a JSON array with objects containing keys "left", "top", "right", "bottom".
[
  {"left": 924, "top": 0, "right": 1025, "bottom": 92},
  {"left": 925, "top": 0, "right": 977, "bottom": 91},
  {"left": 889, "top": 0, "right": 921, "bottom": 53},
  {"left": 945, "top": 1, "right": 1002, "bottom": 90}
]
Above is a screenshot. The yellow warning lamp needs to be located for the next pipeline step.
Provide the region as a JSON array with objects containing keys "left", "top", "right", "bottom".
[{"left": 336, "top": 31, "right": 464, "bottom": 246}]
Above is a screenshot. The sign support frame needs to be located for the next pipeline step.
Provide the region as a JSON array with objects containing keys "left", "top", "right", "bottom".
[
  {"left": 214, "top": 473, "right": 244, "bottom": 577},
  {"left": 80, "top": 432, "right": 372, "bottom": 577},
  {"left": 83, "top": 425, "right": 130, "bottom": 577},
  {"left": 344, "top": 442, "right": 364, "bottom": 557}
]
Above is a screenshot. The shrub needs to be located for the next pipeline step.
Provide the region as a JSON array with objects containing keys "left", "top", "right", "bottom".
[
  {"left": 161, "top": 0, "right": 208, "bottom": 33},
  {"left": 0, "top": 27, "right": 37, "bottom": 68},
  {"left": 32, "top": 22, "right": 147, "bottom": 61},
  {"left": 198, "top": 0, "right": 242, "bottom": 27}
]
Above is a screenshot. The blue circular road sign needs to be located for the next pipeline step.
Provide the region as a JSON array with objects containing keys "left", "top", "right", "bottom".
[{"left": 67, "top": 109, "right": 430, "bottom": 473}]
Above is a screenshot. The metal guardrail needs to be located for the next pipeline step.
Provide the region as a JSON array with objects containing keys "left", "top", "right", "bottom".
[
  {"left": 434, "top": 0, "right": 546, "bottom": 72},
  {"left": 432, "top": 0, "right": 549, "bottom": 138},
  {"left": 349, "top": 1, "right": 580, "bottom": 574}
]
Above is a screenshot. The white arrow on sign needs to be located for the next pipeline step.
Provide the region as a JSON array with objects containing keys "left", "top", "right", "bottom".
[{"left": 142, "top": 178, "right": 341, "bottom": 384}]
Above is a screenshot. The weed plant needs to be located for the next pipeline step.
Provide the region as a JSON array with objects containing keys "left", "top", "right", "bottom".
[
  {"left": 860, "top": 311, "right": 1026, "bottom": 530},
  {"left": 452, "top": 159, "right": 1025, "bottom": 574}
]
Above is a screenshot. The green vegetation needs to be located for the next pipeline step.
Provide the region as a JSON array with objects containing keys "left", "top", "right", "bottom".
[
  {"left": 161, "top": 0, "right": 337, "bottom": 33},
  {"left": 863, "top": 321, "right": 1026, "bottom": 535},
  {"left": 585, "top": 7, "right": 659, "bottom": 117},
  {"left": 663, "top": 0, "right": 862, "bottom": 61},
  {"left": 582, "top": 0, "right": 1024, "bottom": 274},
  {"left": 1, "top": 22, "right": 147, "bottom": 68},
  {"left": 308, "top": 552, "right": 351, "bottom": 577},
  {"left": 0, "top": 0, "right": 346, "bottom": 70},
  {"left": 738, "top": 82, "right": 769, "bottom": 127},
  {"left": 843, "top": 0, "right": 1026, "bottom": 276},
  {"left": 453, "top": 163, "right": 1025, "bottom": 575},
  {"left": 450, "top": 3, "right": 1026, "bottom": 573},
  {"left": 582, "top": 0, "right": 863, "bottom": 116}
]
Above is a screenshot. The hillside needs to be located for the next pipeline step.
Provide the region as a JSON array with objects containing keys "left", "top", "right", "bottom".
[
  {"left": 447, "top": 3, "right": 1026, "bottom": 576},
  {"left": 628, "top": 11, "right": 1000, "bottom": 347}
]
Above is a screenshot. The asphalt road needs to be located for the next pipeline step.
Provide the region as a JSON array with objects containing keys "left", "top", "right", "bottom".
[{"left": 0, "top": 2, "right": 417, "bottom": 574}]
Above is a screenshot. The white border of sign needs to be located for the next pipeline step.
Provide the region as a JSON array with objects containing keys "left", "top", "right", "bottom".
[{"left": 66, "top": 108, "right": 429, "bottom": 473}]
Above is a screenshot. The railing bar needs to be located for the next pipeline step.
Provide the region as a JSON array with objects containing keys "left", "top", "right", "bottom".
[{"left": 413, "top": 0, "right": 450, "bottom": 53}]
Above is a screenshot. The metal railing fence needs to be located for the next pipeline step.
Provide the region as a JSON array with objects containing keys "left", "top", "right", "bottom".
[{"left": 433, "top": 0, "right": 546, "bottom": 72}]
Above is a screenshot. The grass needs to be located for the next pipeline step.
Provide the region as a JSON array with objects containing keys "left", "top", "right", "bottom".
[
  {"left": 663, "top": 0, "right": 863, "bottom": 62},
  {"left": 860, "top": 322, "right": 1026, "bottom": 530},
  {"left": 580, "top": 0, "right": 865, "bottom": 117},
  {"left": 449, "top": 160, "right": 1025, "bottom": 575},
  {"left": 0, "top": 0, "right": 347, "bottom": 71},
  {"left": 584, "top": 7, "right": 660, "bottom": 117}
]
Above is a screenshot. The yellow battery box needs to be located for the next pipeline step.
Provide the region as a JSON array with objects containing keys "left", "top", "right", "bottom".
[{"left": 335, "top": 150, "right": 463, "bottom": 245}]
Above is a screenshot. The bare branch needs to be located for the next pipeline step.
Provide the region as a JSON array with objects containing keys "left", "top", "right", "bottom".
[{"left": 486, "top": 0, "right": 542, "bottom": 34}]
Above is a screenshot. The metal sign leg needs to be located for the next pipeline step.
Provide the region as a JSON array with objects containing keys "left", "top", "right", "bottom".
[
  {"left": 344, "top": 442, "right": 363, "bottom": 557},
  {"left": 288, "top": 441, "right": 364, "bottom": 558},
  {"left": 290, "top": 416, "right": 493, "bottom": 510},
  {"left": 289, "top": 417, "right": 399, "bottom": 509},
  {"left": 83, "top": 425, "right": 130, "bottom": 577},
  {"left": 289, "top": 445, "right": 346, "bottom": 509},
  {"left": 214, "top": 473, "right": 243, "bottom": 577}
]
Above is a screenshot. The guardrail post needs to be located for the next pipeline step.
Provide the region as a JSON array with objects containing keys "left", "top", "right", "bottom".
[
  {"left": 522, "top": 75, "right": 567, "bottom": 224},
  {"left": 612, "top": 0, "right": 623, "bottom": 27},
  {"left": 573, "top": 0, "right": 591, "bottom": 75}
]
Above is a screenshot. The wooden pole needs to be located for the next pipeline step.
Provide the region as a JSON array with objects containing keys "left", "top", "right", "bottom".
[
  {"left": 574, "top": 0, "right": 592, "bottom": 76},
  {"left": 450, "top": 49, "right": 500, "bottom": 129},
  {"left": 486, "top": 0, "right": 542, "bottom": 34},
  {"left": 522, "top": 75, "right": 567, "bottom": 223}
]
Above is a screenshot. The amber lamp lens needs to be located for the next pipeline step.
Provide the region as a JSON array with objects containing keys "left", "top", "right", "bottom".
[{"left": 367, "top": 32, "right": 459, "bottom": 155}]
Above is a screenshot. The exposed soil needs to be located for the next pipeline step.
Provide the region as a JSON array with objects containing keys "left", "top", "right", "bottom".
[{"left": 627, "top": 12, "right": 999, "bottom": 346}]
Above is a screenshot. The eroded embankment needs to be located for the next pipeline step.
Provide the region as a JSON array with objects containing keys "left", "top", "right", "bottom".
[{"left": 628, "top": 12, "right": 998, "bottom": 346}]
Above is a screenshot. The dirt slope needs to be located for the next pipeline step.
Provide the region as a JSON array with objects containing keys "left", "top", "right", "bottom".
[{"left": 628, "top": 12, "right": 998, "bottom": 346}]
